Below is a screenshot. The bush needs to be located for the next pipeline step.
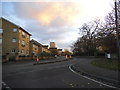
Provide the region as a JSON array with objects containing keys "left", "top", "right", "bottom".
[{"left": 9, "top": 56, "right": 16, "bottom": 61}]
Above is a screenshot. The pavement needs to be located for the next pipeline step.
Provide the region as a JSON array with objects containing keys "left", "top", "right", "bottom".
[
  {"left": 33, "top": 56, "right": 69, "bottom": 65},
  {"left": 70, "top": 57, "right": 120, "bottom": 88}
]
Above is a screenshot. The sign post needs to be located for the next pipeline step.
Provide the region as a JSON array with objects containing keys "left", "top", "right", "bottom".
[{"left": 115, "top": 0, "right": 120, "bottom": 62}]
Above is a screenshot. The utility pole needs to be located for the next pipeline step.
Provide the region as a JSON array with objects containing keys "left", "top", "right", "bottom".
[{"left": 115, "top": 0, "right": 120, "bottom": 62}]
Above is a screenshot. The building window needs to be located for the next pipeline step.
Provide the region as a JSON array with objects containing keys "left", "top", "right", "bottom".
[
  {"left": 22, "top": 40, "right": 24, "bottom": 45},
  {"left": 11, "top": 49, "right": 16, "bottom": 53},
  {"left": 26, "top": 42, "right": 29, "bottom": 46},
  {"left": 0, "top": 29, "right": 3, "bottom": 34},
  {"left": 19, "top": 40, "right": 20, "bottom": 43},
  {"left": 21, "top": 49, "right": 24, "bottom": 54},
  {"left": 12, "top": 38, "right": 17, "bottom": 42},
  {"left": 19, "top": 30, "right": 21, "bottom": 33},
  {"left": 22, "top": 31, "right": 26, "bottom": 38},
  {"left": 18, "top": 50, "right": 20, "bottom": 53},
  {"left": 33, "top": 44, "right": 35, "bottom": 48},
  {"left": 27, "top": 35, "right": 29, "bottom": 38},
  {"left": 26, "top": 50, "right": 29, "bottom": 55},
  {"left": 22, "top": 31, "right": 25, "bottom": 36},
  {"left": 13, "top": 28, "right": 17, "bottom": 32}
]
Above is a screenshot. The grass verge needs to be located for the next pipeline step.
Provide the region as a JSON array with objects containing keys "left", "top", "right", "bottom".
[{"left": 91, "top": 59, "right": 120, "bottom": 71}]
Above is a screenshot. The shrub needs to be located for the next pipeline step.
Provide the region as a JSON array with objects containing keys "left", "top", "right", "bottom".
[{"left": 9, "top": 56, "right": 16, "bottom": 61}]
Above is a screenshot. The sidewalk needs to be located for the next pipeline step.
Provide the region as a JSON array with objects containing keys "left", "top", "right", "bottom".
[
  {"left": 33, "top": 56, "right": 68, "bottom": 65},
  {"left": 71, "top": 57, "right": 119, "bottom": 87}
]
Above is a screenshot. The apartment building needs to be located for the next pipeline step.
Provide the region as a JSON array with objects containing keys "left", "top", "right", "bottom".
[
  {"left": 42, "top": 45, "right": 51, "bottom": 53},
  {"left": 30, "top": 39, "right": 51, "bottom": 56},
  {"left": 0, "top": 17, "right": 31, "bottom": 61},
  {"left": 30, "top": 39, "right": 42, "bottom": 56}
]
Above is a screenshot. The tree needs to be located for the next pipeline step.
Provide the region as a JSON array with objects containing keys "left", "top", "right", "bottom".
[
  {"left": 76, "top": 19, "right": 101, "bottom": 56},
  {"left": 72, "top": 7, "right": 118, "bottom": 57},
  {"left": 96, "top": 8, "right": 117, "bottom": 54}
]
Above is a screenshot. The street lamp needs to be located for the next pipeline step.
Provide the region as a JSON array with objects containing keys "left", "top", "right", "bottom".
[{"left": 115, "top": 0, "right": 120, "bottom": 62}]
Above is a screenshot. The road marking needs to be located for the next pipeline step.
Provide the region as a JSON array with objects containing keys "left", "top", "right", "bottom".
[
  {"left": 69, "top": 64, "right": 119, "bottom": 89},
  {"left": 2, "top": 81, "right": 11, "bottom": 90}
]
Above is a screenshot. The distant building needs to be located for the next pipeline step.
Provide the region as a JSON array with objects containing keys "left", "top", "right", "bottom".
[
  {"left": 30, "top": 39, "right": 51, "bottom": 56},
  {"left": 49, "top": 42, "right": 58, "bottom": 55},
  {"left": 42, "top": 45, "right": 49, "bottom": 49},
  {"left": 50, "top": 42, "right": 56, "bottom": 48},
  {"left": 30, "top": 39, "right": 42, "bottom": 56},
  {"left": 58, "top": 49, "right": 62, "bottom": 56},
  {"left": 0, "top": 17, "right": 31, "bottom": 61},
  {"left": 42, "top": 45, "right": 51, "bottom": 53}
]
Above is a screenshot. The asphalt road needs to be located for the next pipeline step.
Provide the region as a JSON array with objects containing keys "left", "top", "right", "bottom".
[{"left": 2, "top": 57, "right": 111, "bottom": 88}]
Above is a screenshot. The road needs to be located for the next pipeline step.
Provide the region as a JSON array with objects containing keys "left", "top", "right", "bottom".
[{"left": 2, "top": 57, "right": 111, "bottom": 88}]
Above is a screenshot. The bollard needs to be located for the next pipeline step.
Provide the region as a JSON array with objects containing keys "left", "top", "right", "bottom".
[
  {"left": 36, "top": 57, "right": 39, "bottom": 64},
  {"left": 70, "top": 55, "right": 72, "bottom": 59},
  {"left": 65, "top": 55, "right": 68, "bottom": 60}
]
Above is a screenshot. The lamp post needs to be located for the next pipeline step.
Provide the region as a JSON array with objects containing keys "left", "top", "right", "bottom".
[{"left": 115, "top": 0, "right": 120, "bottom": 62}]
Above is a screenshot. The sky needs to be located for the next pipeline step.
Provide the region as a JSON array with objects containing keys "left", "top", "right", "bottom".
[{"left": 1, "top": 0, "right": 113, "bottom": 51}]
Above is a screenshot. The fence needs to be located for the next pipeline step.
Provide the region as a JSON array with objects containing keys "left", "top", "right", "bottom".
[{"left": 2, "top": 55, "right": 55, "bottom": 63}]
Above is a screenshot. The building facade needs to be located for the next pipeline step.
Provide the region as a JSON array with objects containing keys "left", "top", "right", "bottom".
[
  {"left": 50, "top": 42, "right": 56, "bottom": 48},
  {"left": 49, "top": 42, "right": 58, "bottom": 55},
  {"left": 30, "top": 39, "right": 51, "bottom": 56},
  {"left": 0, "top": 17, "right": 31, "bottom": 61},
  {"left": 42, "top": 45, "right": 51, "bottom": 53},
  {"left": 29, "top": 39, "right": 43, "bottom": 56}
]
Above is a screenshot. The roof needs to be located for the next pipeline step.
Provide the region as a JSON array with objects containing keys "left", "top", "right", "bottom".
[
  {"left": 19, "top": 27, "right": 31, "bottom": 36},
  {"left": 42, "top": 45, "right": 48, "bottom": 47},
  {"left": 30, "top": 39, "right": 42, "bottom": 46},
  {"left": 58, "top": 49, "right": 62, "bottom": 51},
  {"left": 0, "top": 17, "right": 32, "bottom": 36}
]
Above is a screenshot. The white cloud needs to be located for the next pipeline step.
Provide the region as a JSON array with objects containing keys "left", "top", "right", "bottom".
[{"left": 2, "top": 1, "right": 113, "bottom": 50}]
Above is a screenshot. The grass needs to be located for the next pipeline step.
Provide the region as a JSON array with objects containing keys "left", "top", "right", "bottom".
[{"left": 91, "top": 59, "right": 120, "bottom": 71}]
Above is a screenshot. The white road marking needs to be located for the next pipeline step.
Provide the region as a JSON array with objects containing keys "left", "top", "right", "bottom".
[
  {"left": 88, "top": 83, "right": 90, "bottom": 84},
  {"left": 6, "top": 87, "right": 10, "bottom": 88},
  {"left": 2, "top": 81, "right": 11, "bottom": 90},
  {"left": 69, "top": 64, "right": 119, "bottom": 89}
]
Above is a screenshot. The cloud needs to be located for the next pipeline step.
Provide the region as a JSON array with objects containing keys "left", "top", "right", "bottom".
[
  {"left": 11, "top": 2, "right": 83, "bottom": 27},
  {"left": 2, "top": 1, "right": 113, "bottom": 51}
]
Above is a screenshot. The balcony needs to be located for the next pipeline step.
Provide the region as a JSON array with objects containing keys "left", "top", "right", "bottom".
[
  {"left": 22, "top": 35, "right": 26, "bottom": 38},
  {"left": 21, "top": 44, "right": 25, "bottom": 47}
]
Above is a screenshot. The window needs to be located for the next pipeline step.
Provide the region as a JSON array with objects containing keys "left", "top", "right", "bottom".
[
  {"left": 35, "top": 47, "right": 38, "bottom": 50},
  {"left": 33, "top": 44, "right": 35, "bottom": 48},
  {"left": 22, "top": 31, "right": 25, "bottom": 36},
  {"left": 26, "top": 42, "right": 29, "bottom": 46},
  {"left": 11, "top": 49, "right": 16, "bottom": 53},
  {"left": 12, "top": 38, "right": 16, "bottom": 42},
  {"left": 26, "top": 50, "right": 29, "bottom": 55},
  {"left": 19, "top": 30, "right": 21, "bottom": 33},
  {"left": 22, "top": 40, "right": 25, "bottom": 45},
  {"left": 27, "top": 35, "right": 29, "bottom": 38},
  {"left": 0, "top": 29, "right": 3, "bottom": 34},
  {"left": 13, "top": 28, "right": 17, "bottom": 32},
  {"left": 21, "top": 49, "right": 24, "bottom": 54},
  {"left": 33, "top": 51, "right": 35, "bottom": 54},
  {"left": 19, "top": 40, "right": 20, "bottom": 43}
]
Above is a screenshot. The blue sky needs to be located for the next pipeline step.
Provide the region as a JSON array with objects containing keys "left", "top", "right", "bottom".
[{"left": 1, "top": 0, "right": 113, "bottom": 51}]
